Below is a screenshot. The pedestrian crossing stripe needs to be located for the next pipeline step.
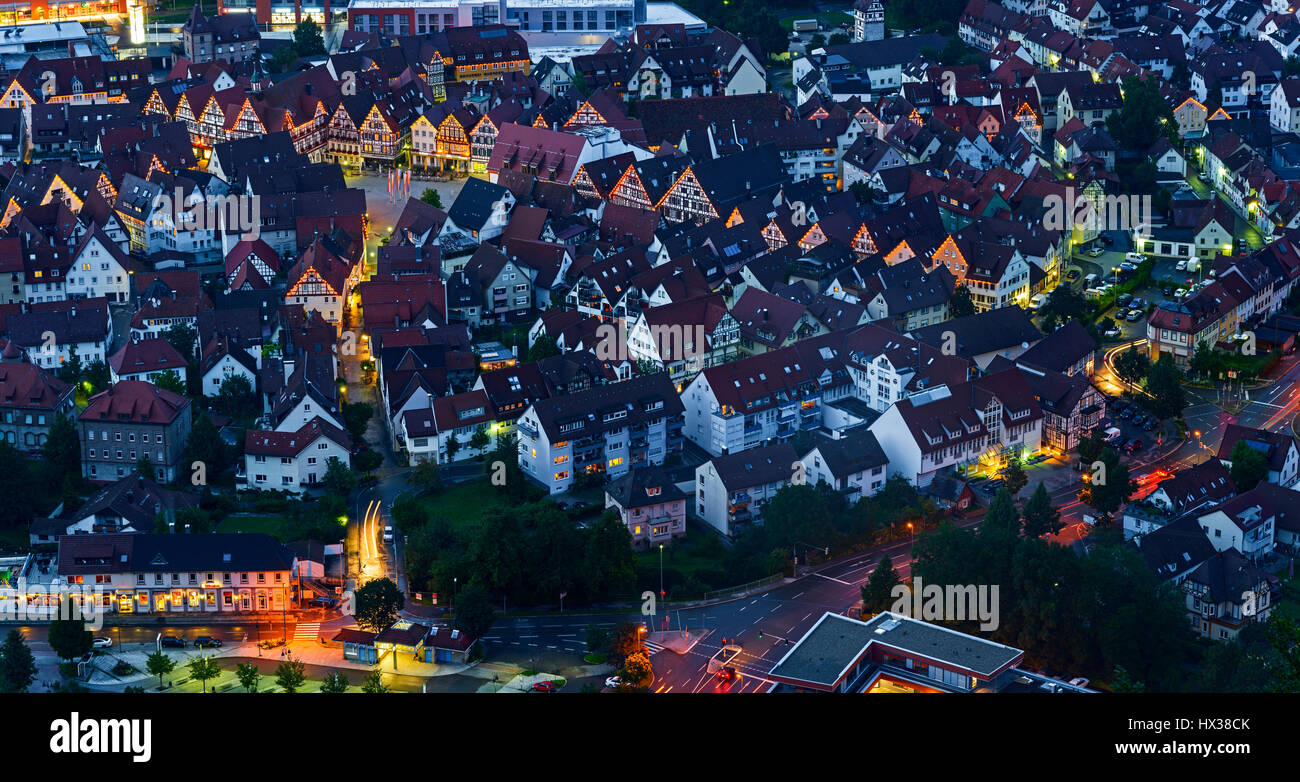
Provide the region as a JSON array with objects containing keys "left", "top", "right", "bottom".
[
  {"left": 645, "top": 642, "right": 665, "bottom": 655},
  {"left": 293, "top": 622, "right": 320, "bottom": 641}
]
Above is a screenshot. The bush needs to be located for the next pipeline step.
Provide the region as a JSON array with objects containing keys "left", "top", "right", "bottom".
[
  {"left": 353, "top": 449, "right": 384, "bottom": 473},
  {"left": 112, "top": 661, "right": 136, "bottom": 676}
]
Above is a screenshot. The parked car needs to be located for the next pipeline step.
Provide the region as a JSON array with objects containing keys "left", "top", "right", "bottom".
[
  {"left": 92, "top": 637, "right": 112, "bottom": 649},
  {"left": 159, "top": 636, "right": 185, "bottom": 648},
  {"left": 1116, "top": 293, "right": 1132, "bottom": 306},
  {"left": 1143, "top": 419, "right": 1158, "bottom": 431},
  {"left": 1130, "top": 297, "right": 1146, "bottom": 309},
  {"left": 383, "top": 525, "right": 393, "bottom": 543},
  {"left": 1130, "top": 413, "right": 1146, "bottom": 426},
  {"left": 1088, "top": 246, "right": 1104, "bottom": 257},
  {"left": 532, "top": 681, "right": 558, "bottom": 693},
  {"left": 1066, "top": 269, "right": 1081, "bottom": 281},
  {"left": 308, "top": 596, "right": 337, "bottom": 609},
  {"left": 194, "top": 636, "right": 223, "bottom": 648},
  {"left": 1124, "top": 252, "right": 1145, "bottom": 263},
  {"left": 1123, "top": 438, "right": 1144, "bottom": 453},
  {"left": 1104, "top": 327, "right": 1122, "bottom": 338},
  {"left": 1127, "top": 309, "right": 1144, "bottom": 322},
  {"left": 1176, "top": 259, "right": 1187, "bottom": 271},
  {"left": 1119, "top": 261, "right": 1137, "bottom": 272},
  {"left": 1069, "top": 677, "right": 1091, "bottom": 688},
  {"left": 1119, "top": 407, "right": 1134, "bottom": 419}
]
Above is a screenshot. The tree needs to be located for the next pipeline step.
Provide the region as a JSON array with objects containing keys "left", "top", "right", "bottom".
[
  {"left": 57, "top": 345, "right": 84, "bottom": 384},
  {"left": 323, "top": 456, "right": 357, "bottom": 497},
  {"left": 526, "top": 334, "right": 559, "bottom": 361},
  {"left": 162, "top": 323, "right": 198, "bottom": 362},
  {"left": 342, "top": 401, "right": 374, "bottom": 443},
  {"left": 419, "top": 188, "right": 444, "bottom": 209},
  {"left": 42, "top": 412, "right": 81, "bottom": 492},
  {"left": 1078, "top": 429, "right": 1106, "bottom": 466},
  {"left": 0, "top": 630, "right": 37, "bottom": 693},
  {"left": 409, "top": 459, "right": 442, "bottom": 494},
  {"left": 47, "top": 598, "right": 92, "bottom": 661},
  {"left": 145, "top": 651, "right": 175, "bottom": 690},
  {"left": 320, "top": 671, "right": 350, "bottom": 693},
  {"left": 1228, "top": 439, "right": 1269, "bottom": 492},
  {"left": 235, "top": 662, "right": 261, "bottom": 693},
  {"left": 585, "top": 623, "right": 610, "bottom": 655},
  {"left": 362, "top": 669, "right": 389, "bottom": 693},
  {"left": 274, "top": 656, "right": 307, "bottom": 693},
  {"left": 1020, "top": 483, "right": 1063, "bottom": 538},
  {"left": 1265, "top": 615, "right": 1300, "bottom": 693},
  {"left": 1145, "top": 353, "right": 1187, "bottom": 422},
  {"left": 1086, "top": 448, "right": 1134, "bottom": 516},
  {"left": 810, "top": 33, "right": 826, "bottom": 49},
  {"left": 860, "top": 555, "right": 901, "bottom": 617},
  {"left": 848, "top": 180, "right": 876, "bottom": 205},
  {"left": 620, "top": 650, "right": 654, "bottom": 690},
  {"left": 609, "top": 621, "right": 647, "bottom": 665},
  {"left": 1001, "top": 458, "right": 1028, "bottom": 497},
  {"left": 292, "top": 18, "right": 326, "bottom": 57},
  {"left": 950, "top": 285, "right": 975, "bottom": 318},
  {"left": 183, "top": 411, "right": 229, "bottom": 479},
  {"left": 453, "top": 584, "right": 496, "bottom": 639},
  {"left": 187, "top": 656, "right": 220, "bottom": 694},
  {"left": 136, "top": 453, "right": 157, "bottom": 481},
  {"left": 469, "top": 427, "right": 491, "bottom": 453},
  {"left": 445, "top": 434, "right": 461, "bottom": 461},
  {"left": 1114, "top": 347, "right": 1150, "bottom": 384},
  {"left": 354, "top": 577, "right": 404, "bottom": 633},
  {"left": 83, "top": 359, "right": 110, "bottom": 393},
  {"left": 582, "top": 513, "right": 636, "bottom": 599},
  {"left": 829, "top": 32, "right": 850, "bottom": 45},
  {"left": 1106, "top": 73, "right": 1177, "bottom": 152},
  {"left": 152, "top": 369, "right": 186, "bottom": 395},
  {"left": 216, "top": 374, "right": 255, "bottom": 416},
  {"left": 0, "top": 442, "right": 35, "bottom": 528},
  {"left": 1040, "top": 285, "right": 1089, "bottom": 331}
]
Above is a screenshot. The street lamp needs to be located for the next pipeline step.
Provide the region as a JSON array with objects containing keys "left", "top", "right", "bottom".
[{"left": 659, "top": 544, "right": 666, "bottom": 630}]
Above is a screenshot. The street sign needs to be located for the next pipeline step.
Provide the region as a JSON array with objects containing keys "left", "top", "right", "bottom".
[
  {"left": 415, "top": 592, "right": 422, "bottom": 602},
  {"left": 335, "top": 586, "right": 342, "bottom": 595}
]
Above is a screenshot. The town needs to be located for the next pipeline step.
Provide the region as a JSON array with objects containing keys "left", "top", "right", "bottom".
[{"left": 0, "top": 0, "right": 1295, "bottom": 699}]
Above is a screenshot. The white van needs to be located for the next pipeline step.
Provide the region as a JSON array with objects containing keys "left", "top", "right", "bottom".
[
  {"left": 1029, "top": 293, "right": 1047, "bottom": 310},
  {"left": 1103, "top": 427, "right": 1123, "bottom": 445},
  {"left": 1082, "top": 273, "right": 1098, "bottom": 287},
  {"left": 383, "top": 525, "right": 393, "bottom": 543},
  {"left": 1124, "top": 252, "right": 1145, "bottom": 263}
]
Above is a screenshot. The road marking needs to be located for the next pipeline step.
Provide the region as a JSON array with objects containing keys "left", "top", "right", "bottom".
[
  {"left": 791, "top": 592, "right": 804, "bottom": 599},
  {"left": 813, "top": 572, "right": 850, "bottom": 585},
  {"left": 520, "top": 635, "right": 539, "bottom": 638}
]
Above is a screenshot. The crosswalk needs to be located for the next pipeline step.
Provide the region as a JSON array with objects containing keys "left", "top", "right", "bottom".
[
  {"left": 293, "top": 622, "right": 320, "bottom": 643},
  {"left": 645, "top": 641, "right": 666, "bottom": 656}
]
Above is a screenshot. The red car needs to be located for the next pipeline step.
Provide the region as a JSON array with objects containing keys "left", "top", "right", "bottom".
[
  {"left": 716, "top": 666, "right": 739, "bottom": 681},
  {"left": 532, "top": 681, "right": 558, "bottom": 693}
]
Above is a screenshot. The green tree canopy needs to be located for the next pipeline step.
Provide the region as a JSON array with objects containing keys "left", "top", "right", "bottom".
[
  {"left": 146, "top": 650, "right": 175, "bottom": 690},
  {"left": 860, "top": 554, "right": 901, "bottom": 617},
  {"left": 453, "top": 583, "right": 496, "bottom": 639},
  {"left": 354, "top": 577, "right": 404, "bottom": 633},
  {"left": 0, "top": 630, "right": 38, "bottom": 693},
  {"left": 1228, "top": 439, "right": 1269, "bottom": 492}
]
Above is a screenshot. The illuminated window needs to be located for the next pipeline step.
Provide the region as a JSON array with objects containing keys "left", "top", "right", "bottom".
[{"left": 608, "top": 457, "right": 623, "bottom": 467}]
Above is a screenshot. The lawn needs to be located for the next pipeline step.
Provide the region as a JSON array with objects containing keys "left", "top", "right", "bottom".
[
  {"left": 217, "top": 515, "right": 288, "bottom": 538},
  {"left": 778, "top": 10, "right": 853, "bottom": 31},
  {"left": 416, "top": 479, "right": 513, "bottom": 529}
]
